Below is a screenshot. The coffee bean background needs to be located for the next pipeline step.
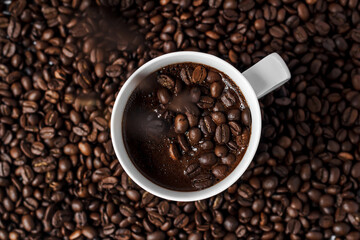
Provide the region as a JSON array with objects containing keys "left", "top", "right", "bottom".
[{"left": 0, "top": 0, "right": 360, "bottom": 239}]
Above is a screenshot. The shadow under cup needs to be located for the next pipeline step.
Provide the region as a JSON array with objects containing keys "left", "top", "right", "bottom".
[{"left": 111, "top": 52, "right": 262, "bottom": 202}]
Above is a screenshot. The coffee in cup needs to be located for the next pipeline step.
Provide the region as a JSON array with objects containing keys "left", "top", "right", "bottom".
[{"left": 122, "top": 62, "right": 251, "bottom": 191}]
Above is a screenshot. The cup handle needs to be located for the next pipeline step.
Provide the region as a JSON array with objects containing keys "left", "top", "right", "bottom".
[{"left": 242, "top": 53, "right": 291, "bottom": 99}]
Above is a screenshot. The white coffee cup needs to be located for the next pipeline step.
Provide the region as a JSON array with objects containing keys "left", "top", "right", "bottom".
[{"left": 111, "top": 51, "right": 290, "bottom": 201}]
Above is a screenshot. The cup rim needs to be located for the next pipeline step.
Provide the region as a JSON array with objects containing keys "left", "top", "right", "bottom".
[{"left": 111, "top": 51, "right": 262, "bottom": 201}]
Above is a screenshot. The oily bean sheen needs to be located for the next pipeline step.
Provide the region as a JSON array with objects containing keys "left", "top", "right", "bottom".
[
  {"left": 123, "top": 62, "right": 250, "bottom": 191},
  {"left": 0, "top": 0, "right": 359, "bottom": 239}
]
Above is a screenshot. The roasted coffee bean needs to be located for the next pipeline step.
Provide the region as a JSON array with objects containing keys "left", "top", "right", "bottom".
[
  {"left": 210, "top": 82, "right": 224, "bottom": 98},
  {"left": 185, "top": 163, "right": 201, "bottom": 178},
  {"left": 211, "top": 112, "right": 227, "bottom": 125},
  {"left": 101, "top": 176, "right": 118, "bottom": 189},
  {"left": 206, "top": 70, "right": 222, "bottom": 83},
  {"left": 227, "top": 109, "right": 240, "bottom": 121},
  {"left": 82, "top": 226, "right": 97, "bottom": 239},
  {"left": 192, "top": 66, "right": 207, "bottom": 83},
  {"left": 236, "top": 129, "right": 250, "bottom": 147},
  {"left": 32, "top": 156, "right": 56, "bottom": 173},
  {"left": 192, "top": 173, "right": 214, "bottom": 190},
  {"left": 21, "top": 215, "right": 35, "bottom": 232},
  {"left": 157, "top": 88, "right": 171, "bottom": 104},
  {"left": 188, "top": 127, "right": 202, "bottom": 145},
  {"left": 180, "top": 68, "right": 192, "bottom": 85},
  {"left": 178, "top": 134, "right": 190, "bottom": 152},
  {"left": 241, "top": 108, "right": 251, "bottom": 126},
  {"left": 221, "top": 153, "right": 236, "bottom": 165},
  {"left": 169, "top": 143, "right": 181, "bottom": 160},
  {"left": 199, "top": 153, "right": 217, "bottom": 167},
  {"left": 105, "top": 64, "right": 122, "bottom": 77},
  {"left": 200, "top": 116, "right": 216, "bottom": 137},
  {"left": 215, "top": 124, "right": 230, "bottom": 144},
  {"left": 200, "top": 140, "right": 214, "bottom": 150},
  {"left": 197, "top": 96, "right": 215, "bottom": 109},
  {"left": 215, "top": 145, "right": 228, "bottom": 157},
  {"left": 39, "top": 127, "right": 55, "bottom": 139},
  {"left": 174, "top": 213, "right": 189, "bottom": 228},
  {"left": 0, "top": 161, "right": 10, "bottom": 177},
  {"left": 221, "top": 91, "right": 237, "bottom": 107},
  {"left": 229, "top": 121, "right": 242, "bottom": 136},
  {"left": 212, "top": 164, "right": 228, "bottom": 179},
  {"left": 333, "top": 222, "right": 351, "bottom": 236},
  {"left": 174, "top": 114, "right": 189, "bottom": 133},
  {"left": 157, "top": 74, "right": 174, "bottom": 90},
  {"left": 189, "top": 87, "right": 201, "bottom": 103},
  {"left": 31, "top": 142, "right": 45, "bottom": 155}
]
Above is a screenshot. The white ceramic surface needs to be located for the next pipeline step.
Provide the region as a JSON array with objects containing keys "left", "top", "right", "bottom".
[{"left": 111, "top": 51, "right": 291, "bottom": 201}]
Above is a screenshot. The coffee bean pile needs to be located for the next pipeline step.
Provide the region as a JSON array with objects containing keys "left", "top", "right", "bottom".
[{"left": 0, "top": 0, "right": 360, "bottom": 239}]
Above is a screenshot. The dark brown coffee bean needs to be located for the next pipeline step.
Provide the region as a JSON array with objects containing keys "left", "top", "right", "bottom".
[
  {"left": 148, "top": 211, "right": 165, "bottom": 226},
  {"left": 169, "top": 143, "right": 181, "bottom": 160},
  {"left": 215, "top": 145, "right": 228, "bottom": 157},
  {"left": 262, "top": 176, "right": 278, "bottom": 189},
  {"left": 147, "top": 231, "right": 165, "bottom": 240},
  {"left": 188, "top": 127, "right": 202, "bottom": 145},
  {"left": 215, "top": 124, "right": 230, "bottom": 144},
  {"left": 342, "top": 200, "right": 359, "bottom": 213},
  {"left": 192, "top": 66, "right": 207, "bottom": 83},
  {"left": 101, "top": 176, "right": 118, "bottom": 189},
  {"left": 32, "top": 156, "right": 56, "bottom": 173},
  {"left": 0, "top": 161, "right": 10, "bottom": 177},
  {"left": 7, "top": 17, "right": 21, "bottom": 39},
  {"left": 197, "top": 96, "right": 215, "bottom": 109},
  {"left": 227, "top": 109, "right": 240, "bottom": 121},
  {"left": 22, "top": 101, "right": 38, "bottom": 113},
  {"left": 221, "top": 153, "right": 236, "bottom": 165},
  {"left": 185, "top": 163, "right": 201, "bottom": 178},
  {"left": 254, "top": 19, "right": 266, "bottom": 30},
  {"left": 174, "top": 114, "right": 189, "bottom": 133},
  {"left": 269, "top": 26, "right": 285, "bottom": 38},
  {"left": 236, "top": 128, "right": 250, "bottom": 148},
  {"left": 178, "top": 134, "right": 190, "bottom": 152},
  {"left": 228, "top": 121, "right": 242, "bottom": 136},
  {"left": 40, "top": 127, "right": 55, "bottom": 139},
  {"left": 21, "top": 215, "right": 35, "bottom": 232},
  {"left": 200, "top": 140, "right": 214, "bottom": 150},
  {"left": 221, "top": 91, "right": 237, "bottom": 107},
  {"left": 185, "top": 112, "right": 199, "bottom": 127},
  {"left": 212, "top": 164, "right": 228, "bottom": 179},
  {"left": 73, "top": 123, "right": 90, "bottom": 136},
  {"left": 157, "top": 74, "right": 174, "bottom": 90},
  {"left": 207, "top": 71, "right": 222, "bottom": 83},
  {"left": 192, "top": 173, "right": 214, "bottom": 190},
  {"left": 62, "top": 43, "right": 77, "bottom": 58},
  {"left": 199, "top": 153, "right": 217, "bottom": 167},
  {"left": 297, "top": 3, "right": 310, "bottom": 21},
  {"left": 200, "top": 116, "right": 216, "bottom": 137},
  {"left": 105, "top": 64, "right": 122, "bottom": 78},
  {"left": 189, "top": 87, "right": 201, "bottom": 103},
  {"left": 31, "top": 142, "right": 45, "bottom": 155},
  {"left": 333, "top": 222, "right": 350, "bottom": 236},
  {"left": 180, "top": 68, "right": 192, "bottom": 85},
  {"left": 174, "top": 213, "right": 189, "bottom": 228},
  {"left": 352, "top": 74, "right": 360, "bottom": 90},
  {"left": 286, "top": 219, "right": 301, "bottom": 234},
  {"left": 210, "top": 82, "right": 224, "bottom": 98},
  {"left": 241, "top": 108, "right": 251, "bottom": 126},
  {"left": 211, "top": 112, "right": 227, "bottom": 125},
  {"left": 157, "top": 88, "right": 171, "bottom": 104},
  {"left": 82, "top": 226, "right": 97, "bottom": 239}
]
